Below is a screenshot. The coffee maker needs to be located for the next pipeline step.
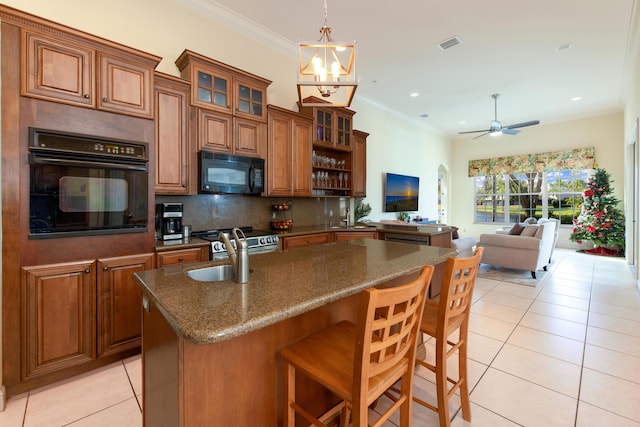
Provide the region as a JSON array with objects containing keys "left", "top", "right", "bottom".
[{"left": 155, "top": 202, "right": 183, "bottom": 240}]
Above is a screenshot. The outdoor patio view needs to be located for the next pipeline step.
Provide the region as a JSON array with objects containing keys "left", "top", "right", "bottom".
[{"left": 474, "top": 169, "right": 590, "bottom": 224}]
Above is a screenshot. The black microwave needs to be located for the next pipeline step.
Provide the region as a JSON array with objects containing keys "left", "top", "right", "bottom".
[{"left": 199, "top": 152, "right": 265, "bottom": 194}]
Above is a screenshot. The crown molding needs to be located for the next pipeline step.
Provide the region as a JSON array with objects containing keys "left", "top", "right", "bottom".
[{"left": 174, "top": 0, "right": 296, "bottom": 58}]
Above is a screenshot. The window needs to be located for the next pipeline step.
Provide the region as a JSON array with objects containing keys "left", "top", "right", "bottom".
[{"left": 474, "top": 169, "right": 591, "bottom": 225}]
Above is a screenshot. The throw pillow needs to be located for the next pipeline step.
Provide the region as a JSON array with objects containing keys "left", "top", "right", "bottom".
[
  {"left": 534, "top": 224, "right": 545, "bottom": 239},
  {"left": 508, "top": 223, "right": 525, "bottom": 235},
  {"left": 520, "top": 225, "right": 539, "bottom": 237}
]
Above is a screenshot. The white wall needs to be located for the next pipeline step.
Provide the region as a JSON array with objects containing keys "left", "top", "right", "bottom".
[
  {"left": 450, "top": 112, "right": 625, "bottom": 249},
  {"left": 349, "top": 98, "right": 452, "bottom": 222}
]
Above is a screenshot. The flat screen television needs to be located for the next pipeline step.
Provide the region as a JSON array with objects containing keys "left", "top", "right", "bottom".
[{"left": 384, "top": 173, "right": 419, "bottom": 212}]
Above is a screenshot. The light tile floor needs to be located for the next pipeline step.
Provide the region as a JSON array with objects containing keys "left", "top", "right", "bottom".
[{"left": 2, "top": 248, "right": 640, "bottom": 426}]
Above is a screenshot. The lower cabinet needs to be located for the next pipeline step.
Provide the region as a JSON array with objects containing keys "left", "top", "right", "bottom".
[
  {"left": 21, "top": 253, "right": 154, "bottom": 380},
  {"left": 156, "top": 246, "right": 209, "bottom": 267},
  {"left": 280, "top": 232, "right": 333, "bottom": 250},
  {"left": 334, "top": 230, "right": 378, "bottom": 241},
  {"left": 97, "top": 254, "right": 154, "bottom": 358}
]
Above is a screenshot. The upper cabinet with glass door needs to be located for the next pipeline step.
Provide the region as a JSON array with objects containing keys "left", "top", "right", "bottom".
[
  {"left": 299, "top": 96, "right": 355, "bottom": 151},
  {"left": 175, "top": 50, "right": 271, "bottom": 122}
]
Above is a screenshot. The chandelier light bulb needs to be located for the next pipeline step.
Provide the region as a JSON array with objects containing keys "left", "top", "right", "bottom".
[{"left": 331, "top": 61, "right": 340, "bottom": 80}]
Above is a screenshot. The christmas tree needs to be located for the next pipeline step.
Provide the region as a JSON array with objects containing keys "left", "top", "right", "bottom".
[{"left": 570, "top": 168, "right": 625, "bottom": 254}]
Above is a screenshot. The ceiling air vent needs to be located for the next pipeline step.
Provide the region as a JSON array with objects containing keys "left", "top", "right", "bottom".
[{"left": 438, "top": 36, "right": 462, "bottom": 51}]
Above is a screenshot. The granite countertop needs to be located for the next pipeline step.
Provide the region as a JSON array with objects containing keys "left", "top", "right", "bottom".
[
  {"left": 275, "top": 223, "right": 452, "bottom": 238},
  {"left": 135, "top": 239, "right": 455, "bottom": 345}
]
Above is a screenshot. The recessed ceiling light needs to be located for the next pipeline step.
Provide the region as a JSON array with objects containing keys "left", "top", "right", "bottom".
[
  {"left": 410, "top": 92, "right": 419, "bottom": 98},
  {"left": 555, "top": 43, "right": 573, "bottom": 53},
  {"left": 571, "top": 96, "right": 583, "bottom": 101},
  {"left": 459, "top": 120, "right": 467, "bottom": 125}
]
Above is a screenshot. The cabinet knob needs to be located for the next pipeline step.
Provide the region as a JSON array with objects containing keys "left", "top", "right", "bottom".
[
  {"left": 84, "top": 269, "right": 91, "bottom": 274},
  {"left": 83, "top": 94, "right": 90, "bottom": 99},
  {"left": 178, "top": 257, "right": 183, "bottom": 262},
  {"left": 102, "top": 97, "right": 108, "bottom": 102},
  {"left": 103, "top": 266, "right": 109, "bottom": 271}
]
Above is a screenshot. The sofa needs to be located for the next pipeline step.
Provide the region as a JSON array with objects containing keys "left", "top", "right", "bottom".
[
  {"left": 478, "top": 218, "right": 558, "bottom": 278},
  {"left": 496, "top": 217, "right": 560, "bottom": 262}
]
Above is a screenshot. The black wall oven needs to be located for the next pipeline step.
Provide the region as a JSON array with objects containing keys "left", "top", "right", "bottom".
[{"left": 28, "top": 128, "right": 149, "bottom": 238}]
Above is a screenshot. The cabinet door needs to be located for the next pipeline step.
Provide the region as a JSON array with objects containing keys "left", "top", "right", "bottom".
[
  {"left": 98, "top": 52, "right": 154, "bottom": 118},
  {"left": 198, "top": 109, "right": 232, "bottom": 153},
  {"left": 336, "top": 112, "right": 353, "bottom": 150},
  {"left": 234, "top": 117, "right": 265, "bottom": 158},
  {"left": 334, "top": 231, "right": 377, "bottom": 241},
  {"left": 267, "top": 110, "right": 293, "bottom": 196},
  {"left": 281, "top": 233, "right": 332, "bottom": 249},
  {"left": 97, "top": 253, "right": 154, "bottom": 358},
  {"left": 234, "top": 78, "right": 267, "bottom": 122},
  {"left": 190, "top": 63, "right": 233, "bottom": 114},
  {"left": 22, "top": 261, "right": 96, "bottom": 379},
  {"left": 156, "top": 247, "right": 208, "bottom": 267},
  {"left": 292, "top": 115, "right": 313, "bottom": 196},
  {"left": 155, "top": 75, "right": 190, "bottom": 194},
  {"left": 22, "top": 30, "right": 94, "bottom": 108},
  {"left": 352, "top": 131, "right": 368, "bottom": 197}
]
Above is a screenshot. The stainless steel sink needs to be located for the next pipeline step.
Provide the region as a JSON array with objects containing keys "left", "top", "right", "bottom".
[{"left": 187, "top": 265, "right": 235, "bottom": 282}]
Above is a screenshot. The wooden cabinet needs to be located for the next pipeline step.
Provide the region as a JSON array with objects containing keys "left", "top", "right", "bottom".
[
  {"left": 22, "top": 29, "right": 159, "bottom": 118},
  {"left": 352, "top": 130, "right": 368, "bottom": 197},
  {"left": 281, "top": 232, "right": 333, "bottom": 250},
  {"left": 300, "top": 97, "right": 355, "bottom": 151},
  {"left": 234, "top": 117, "right": 266, "bottom": 157},
  {"left": 267, "top": 106, "right": 313, "bottom": 197},
  {"left": 176, "top": 50, "right": 270, "bottom": 158},
  {"left": 156, "top": 247, "right": 209, "bottom": 268},
  {"left": 21, "top": 253, "right": 154, "bottom": 379},
  {"left": 176, "top": 50, "right": 270, "bottom": 122},
  {"left": 299, "top": 98, "right": 360, "bottom": 197},
  {"left": 22, "top": 30, "right": 94, "bottom": 108},
  {"left": 97, "top": 253, "right": 154, "bottom": 358},
  {"left": 154, "top": 73, "right": 191, "bottom": 194},
  {"left": 21, "top": 261, "right": 96, "bottom": 379},
  {"left": 334, "top": 230, "right": 378, "bottom": 241}
]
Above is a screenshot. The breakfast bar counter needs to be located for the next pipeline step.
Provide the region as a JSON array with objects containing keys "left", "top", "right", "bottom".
[{"left": 134, "top": 239, "right": 455, "bottom": 426}]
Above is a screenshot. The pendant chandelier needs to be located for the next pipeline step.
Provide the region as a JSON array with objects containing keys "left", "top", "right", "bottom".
[{"left": 297, "top": 0, "right": 357, "bottom": 107}]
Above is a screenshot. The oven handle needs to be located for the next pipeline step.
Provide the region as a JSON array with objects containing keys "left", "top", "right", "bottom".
[{"left": 30, "top": 155, "right": 148, "bottom": 171}]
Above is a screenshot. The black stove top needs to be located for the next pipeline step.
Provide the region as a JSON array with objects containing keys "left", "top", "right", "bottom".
[{"left": 191, "top": 227, "right": 277, "bottom": 243}]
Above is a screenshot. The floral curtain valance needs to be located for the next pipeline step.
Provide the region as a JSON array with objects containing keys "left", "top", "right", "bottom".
[{"left": 468, "top": 146, "right": 596, "bottom": 177}]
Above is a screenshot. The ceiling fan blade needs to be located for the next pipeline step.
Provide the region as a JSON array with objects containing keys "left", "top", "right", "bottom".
[
  {"left": 503, "top": 120, "right": 540, "bottom": 130},
  {"left": 472, "top": 132, "right": 490, "bottom": 140},
  {"left": 458, "top": 129, "right": 490, "bottom": 134},
  {"left": 502, "top": 128, "right": 520, "bottom": 135}
]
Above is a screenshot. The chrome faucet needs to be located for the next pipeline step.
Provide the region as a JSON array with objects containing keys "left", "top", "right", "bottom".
[
  {"left": 342, "top": 207, "right": 351, "bottom": 228},
  {"left": 219, "top": 228, "right": 250, "bottom": 283}
]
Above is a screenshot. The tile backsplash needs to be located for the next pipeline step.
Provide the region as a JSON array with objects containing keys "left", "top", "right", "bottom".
[{"left": 155, "top": 195, "right": 348, "bottom": 232}]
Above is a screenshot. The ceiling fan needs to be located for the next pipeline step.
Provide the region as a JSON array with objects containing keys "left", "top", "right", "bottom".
[{"left": 459, "top": 93, "right": 540, "bottom": 140}]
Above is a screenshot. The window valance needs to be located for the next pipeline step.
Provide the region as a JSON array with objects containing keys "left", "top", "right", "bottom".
[{"left": 468, "top": 146, "right": 595, "bottom": 177}]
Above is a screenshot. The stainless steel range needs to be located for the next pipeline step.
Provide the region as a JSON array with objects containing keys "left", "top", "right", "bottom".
[{"left": 192, "top": 227, "right": 280, "bottom": 260}]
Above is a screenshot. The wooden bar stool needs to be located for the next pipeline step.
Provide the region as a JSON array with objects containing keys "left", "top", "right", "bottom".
[
  {"left": 280, "top": 265, "right": 434, "bottom": 427},
  {"left": 413, "top": 247, "right": 483, "bottom": 427}
]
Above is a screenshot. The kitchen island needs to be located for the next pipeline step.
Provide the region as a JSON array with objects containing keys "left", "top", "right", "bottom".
[{"left": 134, "top": 239, "right": 455, "bottom": 426}]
